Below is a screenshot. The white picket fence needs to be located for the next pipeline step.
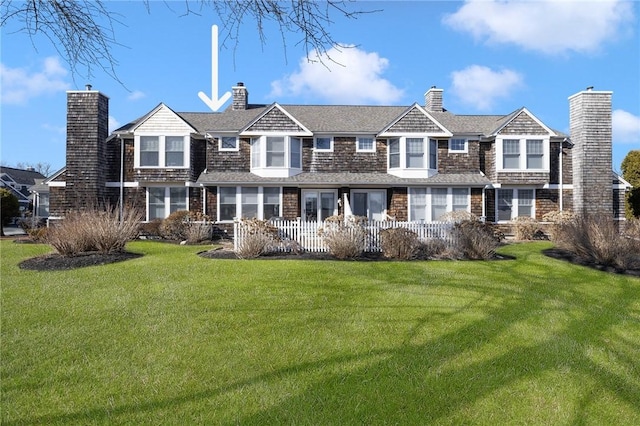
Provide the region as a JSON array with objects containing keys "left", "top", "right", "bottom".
[{"left": 234, "top": 218, "right": 455, "bottom": 253}]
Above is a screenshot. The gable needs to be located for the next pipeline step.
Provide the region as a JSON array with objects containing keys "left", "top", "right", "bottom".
[
  {"left": 496, "top": 109, "right": 555, "bottom": 136},
  {"left": 379, "top": 105, "right": 451, "bottom": 136},
  {"left": 134, "top": 104, "right": 196, "bottom": 134},
  {"left": 241, "top": 104, "right": 312, "bottom": 135}
]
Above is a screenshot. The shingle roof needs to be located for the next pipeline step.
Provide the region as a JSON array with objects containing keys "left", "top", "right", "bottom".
[{"left": 197, "top": 171, "right": 491, "bottom": 186}]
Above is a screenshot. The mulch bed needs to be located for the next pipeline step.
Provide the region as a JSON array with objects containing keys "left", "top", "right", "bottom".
[
  {"left": 19, "top": 251, "right": 143, "bottom": 271},
  {"left": 543, "top": 247, "right": 640, "bottom": 277}
]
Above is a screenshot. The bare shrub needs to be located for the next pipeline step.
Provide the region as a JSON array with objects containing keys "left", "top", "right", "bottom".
[
  {"left": 235, "top": 219, "right": 279, "bottom": 259},
  {"left": 139, "top": 219, "right": 162, "bottom": 238},
  {"left": 450, "top": 220, "right": 500, "bottom": 260},
  {"left": 46, "top": 206, "right": 141, "bottom": 256},
  {"left": 380, "top": 227, "right": 420, "bottom": 260},
  {"left": 159, "top": 210, "right": 191, "bottom": 241},
  {"left": 542, "top": 210, "right": 576, "bottom": 242},
  {"left": 512, "top": 216, "right": 541, "bottom": 241},
  {"left": 418, "top": 238, "right": 449, "bottom": 259},
  {"left": 439, "top": 210, "right": 478, "bottom": 223},
  {"left": 558, "top": 215, "right": 640, "bottom": 270},
  {"left": 318, "top": 215, "right": 367, "bottom": 260},
  {"left": 624, "top": 217, "right": 640, "bottom": 239}
]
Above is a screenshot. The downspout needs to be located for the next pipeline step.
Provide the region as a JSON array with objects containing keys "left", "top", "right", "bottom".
[
  {"left": 119, "top": 134, "right": 124, "bottom": 223},
  {"left": 559, "top": 140, "right": 563, "bottom": 211}
]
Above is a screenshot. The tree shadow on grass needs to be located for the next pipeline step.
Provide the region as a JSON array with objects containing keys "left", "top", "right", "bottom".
[{"left": 8, "top": 253, "right": 640, "bottom": 425}]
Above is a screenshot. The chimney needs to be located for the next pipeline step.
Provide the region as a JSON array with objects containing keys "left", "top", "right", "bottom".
[
  {"left": 232, "top": 82, "right": 248, "bottom": 110},
  {"left": 60, "top": 88, "right": 110, "bottom": 214},
  {"left": 425, "top": 86, "right": 444, "bottom": 113},
  {"left": 569, "top": 87, "right": 613, "bottom": 217}
]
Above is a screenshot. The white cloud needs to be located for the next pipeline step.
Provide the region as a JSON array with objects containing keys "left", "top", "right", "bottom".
[
  {"left": 450, "top": 65, "right": 523, "bottom": 111},
  {"left": 443, "top": 0, "right": 634, "bottom": 55},
  {"left": 613, "top": 109, "right": 640, "bottom": 144},
  {"left": 1, "top": 56, "right": 70, "bottom": 105},
  {"left": 127, "top": 90, "right": 146, "bottom": 101},
  {"left": 269, "top": 45, "right": 404, "bottom": 104}
]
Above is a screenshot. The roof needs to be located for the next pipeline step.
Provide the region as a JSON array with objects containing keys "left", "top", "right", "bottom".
[
  {"left": 197, "top": 171, "right": 491, "bottom": 187},
  {"left": 0, "top": 166, "right": 46, "bottom": 185}
]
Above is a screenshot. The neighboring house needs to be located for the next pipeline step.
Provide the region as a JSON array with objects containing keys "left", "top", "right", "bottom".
[
  {"left": 0, "top": 166, "right": 46, "bottom": 216},
  {"left": 43, "top": 83, "right": 631, "bottom": 235}
]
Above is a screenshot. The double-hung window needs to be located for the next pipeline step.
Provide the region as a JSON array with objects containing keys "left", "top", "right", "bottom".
[
  {"left": 431, "top": 188, "right": 448, "bottom": 221},
  {"left": 266, "top": 137, "right": 285, "bottom": 167},
  {"left": 408, "top": 188, "right": 470, "bottom": 221},
  {"left": 526, "top": 139, "right": 544, "bottom": 169},
  {"left": 357, "top": 137, "right": 375, "bottom": 152},
  {"left": 251, "top": 136, "right": 302, "bottom": 177},
  {"left": 389, "top": 138, "right": 400, "bottom": 168},
  {"left": 388, "top": 137, "right": 438, "bottom": 175},
  {"left": 406, "top": 138, "right": 424, "bottom": 168},
  {"left": 503, "top": 139, "right": 520, "bottom": 169},
  {"left": 147, "top": 187, "right": 187, "bottom": 220},
  {"left": 137, "top": 135, "right": 188, "bottom": 168},
  {"left": 497, "top": 188, "right": 535, "bottom": 221},
  {"left": 410, "top": 188, "right": 427, "bottom": 221},
  {"left": 452, "top": 188, "right": 469, "bottom": 211}
]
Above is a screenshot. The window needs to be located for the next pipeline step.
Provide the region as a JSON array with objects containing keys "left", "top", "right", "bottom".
[
  {"left": 526, "top": 139, "right": 543, "bottom": 169},
  {"left": 250, "top": 136, "right": 302, "bottom": 176},
  {"left": 431, "top": 188, "right": 448, "bottom": 221},
  {"left": 497, "top": 188, "right": 535, "bottom": 221},
  {"left": 357, "top": 137, "right": 375, "bottom": 152},
  {"left": 406, "top": 138, "right": 424, "bottom": 168},
  {"left": 147, "top": 187, "right": 187, "bottom": 220},
  {"left": 449, "top": 138, "right": 467, "bottom": 153},
  {"left": 302, "top": 190, "right": 337, "bottom": 221},
  {"left": 266, "top": 137, "right": 285, "bottom": 167},
  {"left": 352, "top": 190, "right": 385, "bottom": 221},
  {"left": 429, "top": 139, "right": 438, "bottom": 169},
  {"left": 36, "top": 193, "right": 49, "bottom": 217},
  {"left": 503, "top": 139, "right": 520, "bottom": 169},
  {"left": 452, "top": 188, "right": 469, "bottom": 211},
  {"left": 136, "top": 135, "right": 189, "bottom": 168},
  {"left": 409, "top": 188, "right": 427, "bottom": 221},
  {"left": 220, "top": 136, "right": 238, "bottom": 151},
  {"left": 314, "top": 137, "right": 332, "bottom": 151},
  {"left": 389, "top": 138, "right": 400, "bottom": 168},
  {"left": 165, "top": 136, "right": 185, "bottom": 167},
  {"left": 218, "top": 187, "right": 282, "bottom": 222},
  {"left": 140, "top": 136, "right": 159, "bottom": 166}
]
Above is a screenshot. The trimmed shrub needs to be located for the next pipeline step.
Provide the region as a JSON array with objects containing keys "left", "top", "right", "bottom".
[
  {"left": 159, "top": 210, "right": 191, "bottom": 241},
  {"left": 450, "top": 220, "right": 500, "bottom": 260},
  {"left": 46, "top": 206, "right": 141, "bottom": 256},
  {"left": 512, "top": 216, "right": 541, "bottom": 241},
  {"left": 235, "top": 218, "right": 279, "bottom": 259},
  {"left": 139, "top": 219, "right": 163, "bottom": 238},
  {"left": 418, "top": 238, "right": 449, "bottom": 259},
  {"left": 380, "top": 227, "right": 421, "bottom": 260},
  {"left": 318, "top": 215, "right": 367, "bottom": 260},
  {"left": 542, "top": 210, "right": 576, "bottom": 242}
]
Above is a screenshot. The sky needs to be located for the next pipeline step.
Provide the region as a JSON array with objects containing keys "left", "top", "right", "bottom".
[{"left": 1, "top": 0, "right": 639, "bottom": 174}]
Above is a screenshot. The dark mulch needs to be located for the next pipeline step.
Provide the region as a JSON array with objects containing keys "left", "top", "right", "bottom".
[
  {"left": 19, "top": 251, "right": 143, "bottom": 271},
  {"left": 543, "top": 247, "right": 640, "bottom": 277}
]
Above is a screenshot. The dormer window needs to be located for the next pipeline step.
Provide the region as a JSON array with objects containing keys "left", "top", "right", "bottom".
[
  {"left": 388, "top": 137, "right": 438, "bottom": 178},
  {"left": 219, "top": 136, "right": 239, "bottom": 151},
  {"left": 135, "top": 135, "right": 189, "bottom": 168},
  {"left": 250, "top": 136, "right": 302, "bottom": 177},
  {"left": 314, "top": 136, "right": 333, "bottom": 152}
]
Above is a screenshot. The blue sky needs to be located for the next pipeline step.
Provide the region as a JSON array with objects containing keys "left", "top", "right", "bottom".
[{"left": 1, "top": 0, "right": 639, "bottom": 173}]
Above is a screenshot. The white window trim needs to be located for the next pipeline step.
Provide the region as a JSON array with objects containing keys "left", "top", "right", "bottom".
[
  {"left": 134, "top": 134, "right": 190, "bottom": 169},
  {"left": 314, "top": 136, "right": 334, "bottom": 152},
  {"left": 250, "top": 135, "right": 302, "bottom": 178},
  {"left": 356, "top": 136, "right": 376, "bottom": 153},
  {"left": 408, "top": 187, "right": 470, "bottom": 222},
  {"left": 495, "top": 187, "right": 536, "bottom": 222},
  {"left": 448, "top": 138, "right": 468, "bottom": 154},
  {"left": 302, "top": 189, "right": 339, "bottom": 222},
  {"left": 496, "top": 136, "right": 549, "bottom": 171},
  {"left": 218, "top": 136, "right": 239, "bottom": 152},
  {"left": 387, "top": 135, "right": 438, "bottom": 179},
  {"left": 146, "top": 185, "right": 189, "bottom": 221},
  {"left": 217, "top": 186, "right": 282, "bottom": 222},
  {"left": 350, "top": 189, "right": 387, "bottom": 221}
]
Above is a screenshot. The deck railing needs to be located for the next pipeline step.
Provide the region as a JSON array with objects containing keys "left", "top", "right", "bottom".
[{"left": 234, "top": 218, "right": 455, "bottom": 253}]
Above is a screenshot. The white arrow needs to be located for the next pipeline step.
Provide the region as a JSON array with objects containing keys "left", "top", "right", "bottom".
[{"left": 198, "top": 25, "right": 231, "bottom": 112}]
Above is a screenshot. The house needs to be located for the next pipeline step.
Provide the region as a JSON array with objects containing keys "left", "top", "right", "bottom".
[
  {"left": 0, "top": 166, "right": 46, "bottom": 216},
  {"left": 42, "top": 83, "right": 631, "bottom": 235}
]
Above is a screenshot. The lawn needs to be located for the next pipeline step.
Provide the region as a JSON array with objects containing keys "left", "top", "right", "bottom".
[{"left": 1, "top": 240, "right": 639, "bottom": 425}]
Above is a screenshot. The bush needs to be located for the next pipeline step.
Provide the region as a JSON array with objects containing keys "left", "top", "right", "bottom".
[
  {"left": 235, "top": 218, "right": 279, "bottom": 259},
  {"left": 512, "top": 216, "right": 541, "bottom": 241},
  {"left": 450, "top": 220, "right": 500, "bottom": 260},
  {"left": 159, "top": 210, "right": 191, "bottom": 241},
  {"left": 46, "top": 206, "right": 141, "bottom": 256},
  {"left": 380, "top": 227, "right": 420, "bottom": 260},
  {"left": 555, "top": 215, "right": 640, "bottom": 270},
  {"left": 318, "top": 215, "right": 367, "bottom": 260},
  {"left": 417, "top": 238, "right": 449, "bottom": 259},
  {"left": 157, "top": 210, "right": 214, "bottom": 243},
  {"left": 438, "top": 210, "right": 478, "bottom": 223},
  {"left": 542, "top": 210, "right": 576, "bottom": 242},
  {"left": 139, "top": 219, "right": 162, "bottom": 238}
]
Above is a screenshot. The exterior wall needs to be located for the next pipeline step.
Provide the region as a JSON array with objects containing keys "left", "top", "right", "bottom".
[
  {"left": 570, "top": 90, "right": 613, "bottom": 217},
  {"left": 484, "top": 189, "right": 496, "bottom": 223},
  {"left": 496, "top": 171, "right": 550, "bottom": 185},
  {"left": 438, "top": 140, "right": 480, "bottom": 173},
  {"left": 470, "top": 188, "right": 483, "bottom": 217},
  {"left": 208, "top": 137, "right": 251, "bottom": 171},
  {"left": 535, "top": 189, "right": 559, "bottom": 220},
  {"left": 387, "top": 108, "right": 446, "bottom": 133},
  {"left": 388, "top": 188, "right": 408, "bottom": 221},
  {"left": 498, "top": 111, "right": 549, "bottom": 135},
  {"left": 63, "top": 90, "right": 109, "bottom": 212},
  {"left": 307, "top": 137, "right": 387, "bottom": 173},
  {"left": 282, "top": 187, "right": 299, "bottom": 219},
  {"left": 479, "top": 142, "right": 495, "bottom": 181},
  {"left": 246, "top": 108, "right": 305, "bottom": 132}
]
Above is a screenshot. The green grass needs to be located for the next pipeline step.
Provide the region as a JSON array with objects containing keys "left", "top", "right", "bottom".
[{"left": 2, "top": 240, "right": 639, "bottom": 425}]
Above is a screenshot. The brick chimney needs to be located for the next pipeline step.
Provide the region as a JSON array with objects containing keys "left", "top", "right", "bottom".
[
  {"left": 569, "top": 87, "right": 613, "bottom": 217},
  {"left": 424, "top": 86, "right": 444, "bottom": 113},
  {"left": 232, "top": 82, "right": 248, "bottom": 110},
  {"left": 63, "top": 86, "right": 110, "bottom": 211}
]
